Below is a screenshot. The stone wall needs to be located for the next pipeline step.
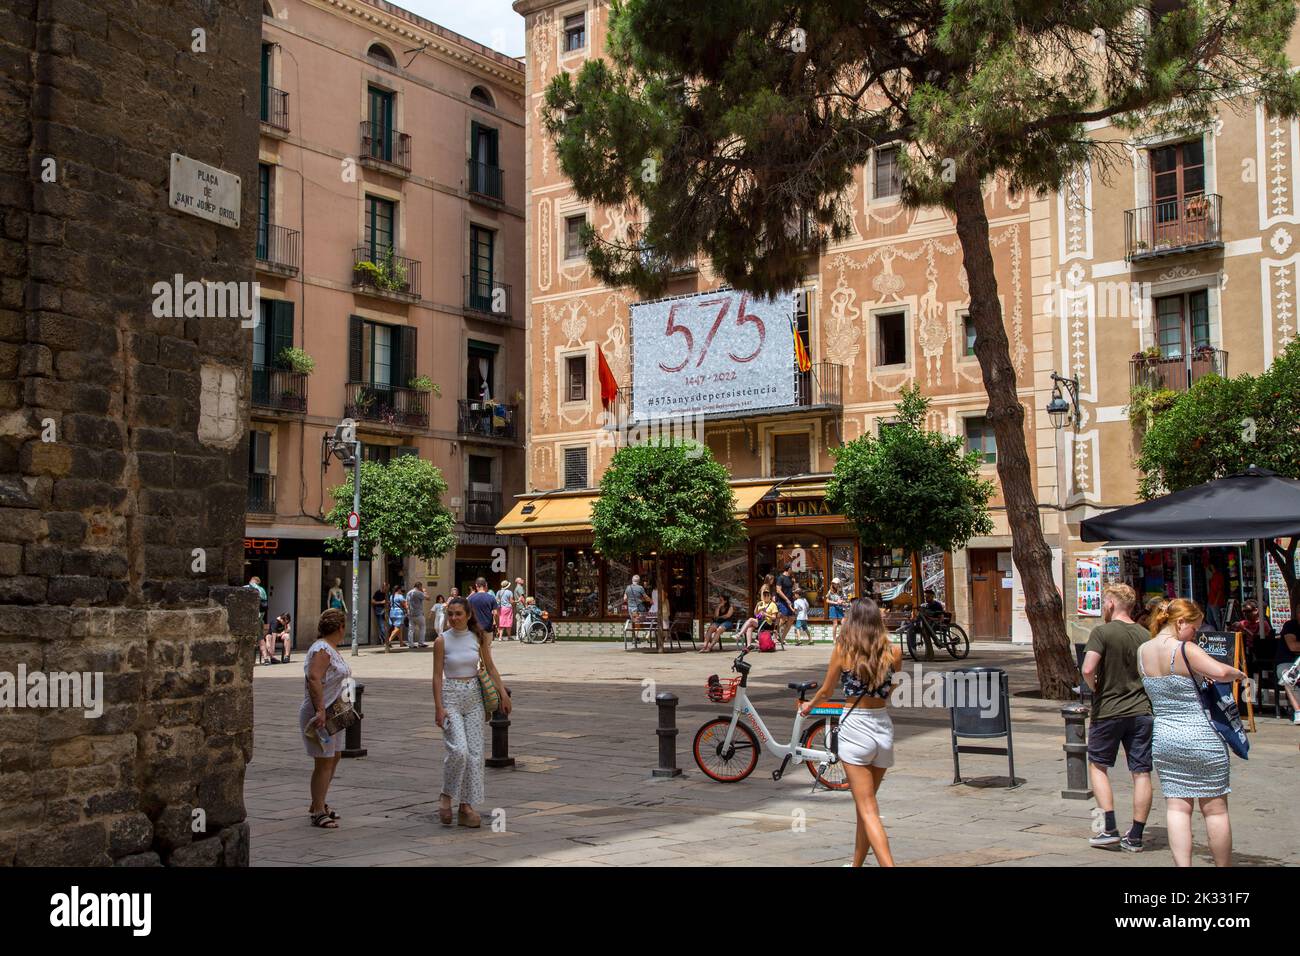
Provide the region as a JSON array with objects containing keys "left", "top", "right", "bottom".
[{"left": 0, "top": 0, "right": 261, "bottom": 864}]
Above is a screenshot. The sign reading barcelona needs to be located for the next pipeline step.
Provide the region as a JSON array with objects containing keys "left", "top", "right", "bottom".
[{"left": 631, "top": 289, "right": 795, "bottom": 420}]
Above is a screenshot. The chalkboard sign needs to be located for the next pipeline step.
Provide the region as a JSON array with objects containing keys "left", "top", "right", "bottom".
[{"left": 1196, "top": 631, "right": 1237, "bottom": 666}]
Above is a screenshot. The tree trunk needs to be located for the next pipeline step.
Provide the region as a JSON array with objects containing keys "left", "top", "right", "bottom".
[
  {"left": 911, "top": 550, "right": 934, "bottom": 660},
  {"left": 951, "top": 169, "right": 1076, "bottom": 699}
]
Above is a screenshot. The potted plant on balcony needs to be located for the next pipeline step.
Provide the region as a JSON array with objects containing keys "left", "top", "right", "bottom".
[
  {"left": 1185, "top": 194, "right": 1209, "bottom": 219},
  {"left": 407, "top": 375, "right": 441, "bottom": 396},
  {"left": 278, "top": 346, "right": 315, "bottom": 376},
  {"left": 380, "top": 247, "right": 409, "bottom": 294}
]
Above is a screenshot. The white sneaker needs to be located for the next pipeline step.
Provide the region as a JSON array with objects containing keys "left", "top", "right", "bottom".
[{"left": 1292, "top": 711, "right": 1299, "bottom": 725}]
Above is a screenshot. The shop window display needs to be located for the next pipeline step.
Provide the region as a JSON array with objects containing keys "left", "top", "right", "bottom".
[
  {"left": 604, "top": 555, "right": 633, "bottom": 616},
  {"left": 755, "top": 538, "right": 827, "bottom": 616},
  {"left": 830, "top": 541, "right": 856, "bottom": 599},
  {"left": 533, "top": 551, "right": 559, "bottom": 616},
  {"left": 562, "top": 547, "right": 601, "bottom": 618},
  {"left": 707, "top": 548, "right": 749, "bottom": 614}
]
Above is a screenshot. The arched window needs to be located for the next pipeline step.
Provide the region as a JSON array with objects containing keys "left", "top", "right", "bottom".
[
  {"left": 470, "top": 85, "right": 495, "bottom": 108},
  {"left": 367, "top": 43, "right": 396, "bottom": 67}
]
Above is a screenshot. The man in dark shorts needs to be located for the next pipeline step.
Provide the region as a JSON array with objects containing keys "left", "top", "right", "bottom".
[
  {"left": 774, "top": 563, "right": 796, "bottom": 646},
  {"left": 468, "top": 577, "right": 497, "bottom": 634},
  {"left": 1081, "top": 583, "right": 1153, "bottom": 852}
]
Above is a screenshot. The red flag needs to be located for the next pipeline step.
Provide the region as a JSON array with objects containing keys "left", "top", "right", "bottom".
[
  {"left": 793, "top": 328, "right": 812, "bottom": 373},
  {"left": 597, "top": 347, "right": 620, "bottom": 410}
]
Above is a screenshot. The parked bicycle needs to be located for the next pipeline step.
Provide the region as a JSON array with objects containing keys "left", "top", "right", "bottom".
[
  {"left": 896, "top": 610, "right": 970, "bottom": 661},
  {"left": 692, "top": 647, "right": 849, "bottom": 791}
]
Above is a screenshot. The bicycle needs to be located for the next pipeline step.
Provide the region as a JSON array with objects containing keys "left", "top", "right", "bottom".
[
  {"left": 692, "top": 648, "right": 849, "bottom": 791},
  {"left": 897, "top": 611, "right": 970, "bottom": 661}
]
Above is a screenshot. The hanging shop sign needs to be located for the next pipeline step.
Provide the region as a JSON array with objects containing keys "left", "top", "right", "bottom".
[{"left": 631, "top": 289, "right": 795, "bottom": 419}]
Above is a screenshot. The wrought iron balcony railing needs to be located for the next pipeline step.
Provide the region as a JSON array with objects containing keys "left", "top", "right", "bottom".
[
  {"left": 251, "top": 365, "right": 308, "bottom": 413},
  {"left": 463, "top": 274, "right": 511, "bottom": 319},
  {"left": 457, "top": 399, "right": 519, "bottom": 442},
  {"left": 260, "top": 86, "right": 289, "bottom": 132},
  {"left": 467, "top": 159, "right": 504, "bottom": 202},
  {"left": 464, "top": 489, "right": 502, "bottom": 526},
  {"left": 352, "top": 245, "right": 421, "bottom": 301},
  {"left": 1125, "top": 193, "right": 1222, "bottom": 261},
  {"left": 359, "top": 121, "right": 411, "bottom": 172},
  {"left": 1129, "top": 348, "right": 1227, "bottom": 392},
  {"left": 255, "top": 223, "right": 301, "bottom": 276},
  {"left": 344, "top": 382, "right": 430, "bottom": 430},
  {"left": 247, "top": 473, "right": 276, "bottom": 514}
]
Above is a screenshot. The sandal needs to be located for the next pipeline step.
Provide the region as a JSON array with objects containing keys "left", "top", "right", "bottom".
[
  {"left": 324, "top": 804, "right": 340, "bottom": 821},
  {"left": 438, "top": 803, "right": 453, "bottom": 826},
  {"left": 310, "top": 811, "right": 338, "bottom": 829}
]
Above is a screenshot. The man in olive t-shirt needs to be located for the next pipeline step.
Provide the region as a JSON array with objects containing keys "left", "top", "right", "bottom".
[{"left": 1081, "top": 583, "right": 1153, "bottom": 853}]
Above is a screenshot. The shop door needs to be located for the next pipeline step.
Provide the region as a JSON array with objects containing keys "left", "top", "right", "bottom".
[{"left": 969, "top": 549, "right": 1011, "bottom": 639}]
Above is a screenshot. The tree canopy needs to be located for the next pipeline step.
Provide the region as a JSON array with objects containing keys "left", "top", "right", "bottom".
[
  {"left": 826, "top": 384, "right": 994, "bottom": 558},
  {"left": 591, "top": 440, "right": 745, "bottom": 559},
  {"left": 326, "top": 455, "right": 457, "bottom": 562}
]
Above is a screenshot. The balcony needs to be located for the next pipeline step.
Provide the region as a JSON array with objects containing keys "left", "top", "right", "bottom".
[
  {"left": 352, "top": 245, "right": 421, "bottom": 303},
  {"left": 255, "top": 223, "right": 301, "bottom": 277},
  {"left": 251, "top": 365, "right": 308, "bottom": 414},
  {"left": 1129, "top": 347, "right": 1228, "bottom": 392},
  {"left": 463, "top": 274, "right": 512, "bottom": 321},
  {"left": 344, "top": 382, "right": 430, "bottom": 430},
  {"left": 616, "top": 361, "right": 844, "bottom": 422},
  {"left": 457, "top": 399, "right": 520, "bottom": 444},
  {"left": 464, "top": 488, "right": 502, "bottom": 527},
  {"left": 359, "top": 121, "right": 411, "bottom": 174},
  {"left": 1125, "top": 194, "right": 1222, "bottom": 262},
  {"left": 260, "top": 86, "right": 289, "bottom": 134},
  {"left": 247, "top": 473, "right": 276, "bottom": 514},
  {"left": 467, "top": 159, "right": 504, "bottom": 203}
]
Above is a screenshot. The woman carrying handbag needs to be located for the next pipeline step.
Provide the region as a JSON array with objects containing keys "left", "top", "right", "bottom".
[
  {"left": 301, "top": 609, "right": 355, "bottom": 829},
  {"left": 432, "top": 595, "right": 510, "bottom": 828}
]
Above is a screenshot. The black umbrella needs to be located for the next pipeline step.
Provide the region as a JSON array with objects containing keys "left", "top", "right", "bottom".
[{"left": 1080, "top": 467, "right": 1300, "bottom": 544}]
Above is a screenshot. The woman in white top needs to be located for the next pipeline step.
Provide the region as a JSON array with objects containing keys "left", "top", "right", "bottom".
[
  {"left": 433, "top": 596, "right": 510, "bottom": 828},
  {"left": 300, "top": 608, "right": 352, "bottom": 829}
]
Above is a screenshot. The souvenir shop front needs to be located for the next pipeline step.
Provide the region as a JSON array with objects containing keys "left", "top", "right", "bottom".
[{"left": 496, "top": 478, "right": 952, "bottom": 638}]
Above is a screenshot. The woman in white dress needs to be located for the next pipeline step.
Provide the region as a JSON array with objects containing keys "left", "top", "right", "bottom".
[{"left": 300, "top": 608, "right": 352, "bottom": 829}]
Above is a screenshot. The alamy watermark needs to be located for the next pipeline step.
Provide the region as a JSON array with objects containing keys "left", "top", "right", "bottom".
[
  {"left": 598, "top": 404, "right": 705, "bottom": 456},
  {"left": 150, "top": 274, "right": 259, "bottom": 327},
  {"left": 0, "top": 665, "right": 104, "bottom": 718}
]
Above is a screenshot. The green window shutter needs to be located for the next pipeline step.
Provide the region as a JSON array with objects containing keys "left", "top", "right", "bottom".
[
  {"left": 399, "top": 325, "right": 417, "bottom": 388},
  {"left": 271, "top": 301, "right": 294, "bottom": 366},
  {"left": 348, "top": 316, "right": 364, "bottom": 383}
]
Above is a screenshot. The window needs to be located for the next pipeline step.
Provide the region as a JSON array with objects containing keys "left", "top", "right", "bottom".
[
  {"left": 259, "top": 43, "right": 273, "bottom": 122},
  {"left": 256, "top": 164, "right": 271, "bottom": 259},
  {"left": 349, "top": 316, "right": 414, "bottom": 389},
  {"left": 961, "top": 312, "right": 976, "bottom": 357},
  {"left": 248, "top": 429, "right": 274, "bottom": 512},
  {"left": 563, "top": 446, "right": 588, "bottom": 490},
  {"left": 1150, "top": 138, "right": 1204, "bottom": 221},
  {"left": 367, "top": 86, "right": 395, "bottom": 161},
  {"left": 367, "top": 44, "right": 396, "bottom": 67},
  {"left": 470, "top": 122, "right": 501, "bottom": 198},
  {"left": 470, "top": 85, "right": 495, "bottom": 107},
  {"left": 1154, "top": 289, "right": 1210, "bottom": 358},
  {"left": 563, "top": 12, "right": 586, "bottom": 52},
  {"left": 249, "top": 430, "right": 272, "bottom": 475},
  {"left": 965, "top": 417, "right": 997, "bottom": 465},
  {"left": 469, "top": 226, "right": 495, "bottom": 309},
  {"left": 566, "top": 355, "right": 588, "bottom": 402},
  {"left": 365, "top": 195, "right": 395, "bottom": 257},
  {"left": 252, "top": 299, "right": 293, "bottom": 369},
  {"left": 564, "top": 214, "right": 586, "bottom": 259},
  {"left": 468, "top": 454, "right": 493, "bottom": 487},
  {"left": 875, "top": 311, "right": 907, "bottom": 366},
  {"left": 771, "top": 433, "right": 811, "bottom": 477},
  {"left": 873, "top": 145, "right": 901, "bottom": 199},
  {"left": 363, "top": 444, "right": 416, "bottom": 465},
  {"left": 467, "top": 340, "right": 497, "bottom": 402}
]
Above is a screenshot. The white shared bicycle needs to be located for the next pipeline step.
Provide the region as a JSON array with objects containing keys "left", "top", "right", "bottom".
[{"left": 692, "top": 647, "right": 849, "bottom": 791}]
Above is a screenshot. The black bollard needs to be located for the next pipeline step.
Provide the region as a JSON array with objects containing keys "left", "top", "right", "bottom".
[
  {"left": 485, "top": 688, "right": 514, "bottom": 768},
  {"left": 342, "top": 681, "right": 367, "bottom": 758},
  {"left": 653, "top": 692, "right": 682, "bottom": 778},
  {"left": 1060, "top": 702, "right": 1092, "bottom": 799}
]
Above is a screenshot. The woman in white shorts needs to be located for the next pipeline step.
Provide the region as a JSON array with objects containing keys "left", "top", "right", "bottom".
[{"left": 801, "top": 597, "right": 902, "bottom": 866}]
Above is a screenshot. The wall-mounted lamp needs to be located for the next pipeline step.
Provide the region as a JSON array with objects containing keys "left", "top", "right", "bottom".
[{"left": 1046, "top": 371, "right": 1081, "bottom": 430}]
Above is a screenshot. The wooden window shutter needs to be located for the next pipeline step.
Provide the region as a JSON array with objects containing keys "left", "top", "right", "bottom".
[
  {"left": 399, "top": 325, "right": 417, "bottom": 388},
  {"left": 348, "top": 316, "right": 364, "bottom": 383},
  {"left": 271, "top": 300, "right": 294, "bottom": 366}
]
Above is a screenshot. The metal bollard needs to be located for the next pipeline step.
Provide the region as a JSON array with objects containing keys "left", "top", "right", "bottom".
[
  {"left": 1060, "top": 702, "right": 1092, "bottom": 799},
  {"left": 342, "top": 682, "right": 367, "bottom": 758},
  {"left": 485, "top": 688, "right": 515, "bottom": 768},
  {"left": 653, "top": 692, "right": 682, "bottom": 778}
]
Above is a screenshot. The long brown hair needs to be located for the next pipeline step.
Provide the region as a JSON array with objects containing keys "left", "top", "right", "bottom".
[
  {"left": 1149, "top": 597, "right": 1203, "bottom": 637},
  {"left": 446, "top": 595, "right": 488, "bottom": 646},
  {"left": 837, "top": 597, "right": 892, "bottom": 688}
]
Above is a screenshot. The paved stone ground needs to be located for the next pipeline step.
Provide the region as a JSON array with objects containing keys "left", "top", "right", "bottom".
[{"left": 245, "top": 640, "right": 1298, "bottom": 866}]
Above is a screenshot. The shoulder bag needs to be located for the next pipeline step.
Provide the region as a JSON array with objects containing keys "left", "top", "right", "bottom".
[{"left": 1180, "top": 643, "right": 1249, "bottom": 759}]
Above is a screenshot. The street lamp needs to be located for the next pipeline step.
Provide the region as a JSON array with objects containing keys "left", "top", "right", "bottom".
[
  {"left": 325, "top": 418, "right": 363, "bottom": 656},
  {"left": 1046, "top": 372, "right": 1080, "bottom": 430}
]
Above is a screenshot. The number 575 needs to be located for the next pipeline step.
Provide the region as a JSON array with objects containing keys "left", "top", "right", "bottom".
[{"left": 658, "top": 293, "right": 766, "bottom": 373}]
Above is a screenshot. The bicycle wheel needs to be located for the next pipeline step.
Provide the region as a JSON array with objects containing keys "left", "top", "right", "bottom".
[
  {"left": 800, "top": 719, "right": 849, "bottom": 791},
  {"left": 692, "top": 718, "right": 759, "bottom": 782},
  {"left": 945, "top": 623, "right": 970, "bottom": 659},
  {"left": 904, "top": 625, "right": 924, "bottom": 662}
]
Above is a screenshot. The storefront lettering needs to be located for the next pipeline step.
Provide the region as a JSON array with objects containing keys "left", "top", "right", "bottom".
[
  {"left": 244, "top": 537, "right": 279, "bottom": 554},
  {"left": 747, "top": 497, "right": 834, "bottom": 520}
]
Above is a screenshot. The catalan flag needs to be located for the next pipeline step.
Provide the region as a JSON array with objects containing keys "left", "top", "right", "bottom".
[{"left": 793, "top": 327, "right": 812, "bottom": 373}]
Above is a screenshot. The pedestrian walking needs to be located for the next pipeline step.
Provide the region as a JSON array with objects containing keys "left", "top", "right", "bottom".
[
  {"left": 792, "top": 588, "right": 811, "bottom": 646},
  {"left": 432, "top": 593, "right": 447, "bottom": 638},
  {"left": 624, "top": 574, "right": 649, "bottom": 627},
  {"left": 1081, "top": 583, "right": 1153, "bottom": 852},
  {"left": 801, "top": 597, "right": 901, "bottom": 866},
  {"left": 406, "top": 582, "right": 428, "bottom": 649},
  {"left": 433, "top": 595, "right": 510, "bottom": 829},
  {"left": 370, "top": 586, "right": 387, "bottom": 644},
  {"left": 384, "top": 584, "right": 406, "bottom": 652},
  {"left": 467, "top": 577, "right": 496, "bottom": 636},
  {"left": 774, "top": 562, "right": 796, "bottom": 647},
  {"left": 1139, "top": 598, "right": 1248, "bottom": 866},
  {"left": 495, "top": 579, "right": 515, "bottom": 641},
  {"left": 827, "top": 578, "right": 846, "bottom": 642},
  {"left": 301, "top": 608, "right": 351, "bottom": 829}
]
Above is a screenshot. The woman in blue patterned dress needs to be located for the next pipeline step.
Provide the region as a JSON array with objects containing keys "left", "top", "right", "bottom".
[{"left": 1138, "top": 598, "right": 1248, "bottom": 866}]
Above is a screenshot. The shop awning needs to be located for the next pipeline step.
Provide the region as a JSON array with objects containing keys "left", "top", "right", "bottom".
[
  {"left": 495, "top": 494, "right": 598, "bottom": 536},
  {"left": 1081, "top": 467, "right": 1300, "bottom": 545},
  {"left": 731, "top": 483, "right": 776, "bottom": 516},
  {"left": 1100, "top": 541, "right": 1247, "bottom": 551}
]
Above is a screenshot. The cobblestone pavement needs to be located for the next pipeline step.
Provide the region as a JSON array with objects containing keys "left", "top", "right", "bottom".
[{"left": 246, "top": 640, "right": 1298, "bottom": 866}]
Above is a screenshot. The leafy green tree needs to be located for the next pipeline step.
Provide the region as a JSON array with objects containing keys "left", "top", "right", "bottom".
[
  {"left": 326, "top": 455, "right": 457, "bottom": 562},
  {"left": 1138, "top": 337, "right": 1300, "bottom": 610},
  {"left": 544, "top": 0, "right": 1300, "bottom": 697},
  {"left": 592, "top": 441, "right": 745, "bottom": 628},
  {"left": 826, "top": 385, "right": 993, "bottom": 657}
]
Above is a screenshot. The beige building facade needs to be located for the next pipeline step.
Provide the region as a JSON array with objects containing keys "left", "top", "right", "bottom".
[
  {"left": 250, "top": 0, "right": 526, "bottom": 642},
  {"left": 506, "top": 0, "right": 1299, "bottom": 645}
]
